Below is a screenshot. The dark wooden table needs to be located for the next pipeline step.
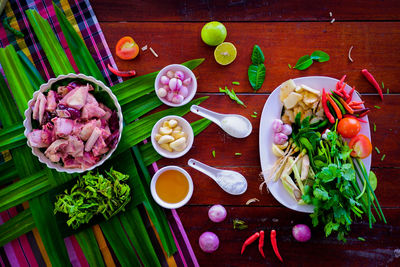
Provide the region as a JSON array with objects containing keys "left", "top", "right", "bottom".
[{"left": 92, "top": 1, "right": 400, "bottom": 266}]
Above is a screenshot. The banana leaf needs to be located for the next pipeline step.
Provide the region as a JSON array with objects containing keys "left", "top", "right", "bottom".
[
  {"left": 99, "top": 216, "right": 141, "bottom": 267},
  {"left": 25, "top": 9, "right": 75, "bottom": 76},
  {"left": 115, "top": 96, "right": 208, "bottom": 156},
  {"left": 0, "top": 209, "right": 35, "bottom": 247},
  {"left": 17, "top": 50, "right": 45, "bottom": 89},
  {"left": 75, "top": 229, "right": 105, "bottom": 267},
  {"left": 0, "top": 45, "right": 35, "bottom": 115},
  {"left": 53, "top": 3, "right": 105, "bottom": 84},
  {"left": 112, "top": 58, "right": 204, "bottom": 105},
  {"left": 139, "top": 118, "right": 212, "bottom": 166}
]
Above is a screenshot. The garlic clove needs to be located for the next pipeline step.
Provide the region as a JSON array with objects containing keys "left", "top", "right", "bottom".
[
  {"left": 159, "top": 126, "right": 173, "bottom": 135},
  {"left": 158, "top": 135, "right": 175, "bottom": 144},
  {"left": 160, "top": 143, "right": 173, "bottom": 152},
  {"left": 168, "top": 119, "right": 178, "bottom": 128},
  {"left": 171, "top": 130, "right": 186, "bottom": 139},
  {"left": 174, "top": 126, "right": 182, "bottom": 132},
  {"left": 169, "top": 137, "right": 187, "bottom": 152},
  {"left": 155, "top": 133, "right": 162, "bottom": 141},
  {"left": 162, "top": 121, "right": 170, "bottom": 128}
]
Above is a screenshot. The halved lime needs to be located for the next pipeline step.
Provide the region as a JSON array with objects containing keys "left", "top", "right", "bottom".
[{"left": 214, "top": 42, "right": 237, "bottom": 66}]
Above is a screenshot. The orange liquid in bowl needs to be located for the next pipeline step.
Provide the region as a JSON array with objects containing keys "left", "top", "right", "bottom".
[{"left": 155, "top": 170, "right": 189, "bottom": 203}]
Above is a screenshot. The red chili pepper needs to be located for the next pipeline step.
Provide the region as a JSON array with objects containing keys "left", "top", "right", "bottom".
[
  {"left": 349, "top": 101, "right": 365, "bottom": 105},
  {"left": 322, "top": 89, "right": 335, "bottom": 124},
  {"left": 350, "top": 105, "right": 364, "bottom": 110},
  {"left": 258, "top": 230, "right": 265, "bottom": 258},
  {"left": 339, "top": 74, "right": 347, "bottom": 85},
  {"left": 241, "top": 232, "right": 260, "bottom": 255},
  {"left": 107, "top": 64, "right": 136, "bottom": 77},
  {"left": 347, "top": 86, "right": 355, "bottom": 103},
  {"left": 339, "top": 97, "right": 354, "bottom": 114},
  {"left": 359, "top": 110, "right": 371, "bottom": 118},
  {"left": 361, "top": 69, "right": 383, "bottom": 100},
  {"left": 327, "top": 94, "right": 343, "bottom": 119},
  {"left": 357, "top": 118, "right": 368, "bottom": 123},
  {"left": 333, "top": 90, "right": 344, "bottom": 97},
  {"left": 270, "top": 230, "right": 283, "bottom": 262},
  {"left": 353, "top": 108, "right": 370, "bottom": 114}
]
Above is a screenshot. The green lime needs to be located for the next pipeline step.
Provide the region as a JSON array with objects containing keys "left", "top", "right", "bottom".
[
  {"left": 214, "top": 42, "right": 237, "bottom": 65},
  {"left": 201, "top": 21, "right": 227, "bottom": 46}
]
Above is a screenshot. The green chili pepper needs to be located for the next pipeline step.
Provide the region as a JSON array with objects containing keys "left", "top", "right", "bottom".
[
  {"left": 3, "top": 17, "right": 24, "bottom": 38},
  {"left": 330, "top": 94, "right": 346, "bottom": 115}
]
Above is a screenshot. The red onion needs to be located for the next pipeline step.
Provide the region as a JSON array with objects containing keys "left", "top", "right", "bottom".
[
  {"left": 199, "top": 232, "right": 219, "bottom": 253},
  {"left": 208, "top": 204, "right": 227, "bottom": 223},
  {"left": 292, "top": 224, "right": 311, "bottom": 242},
  {"left": 272, "top": 119, "right": 283, "bottom": 133},
  {"left": 273, "top": 132, "right": 288, "bottom": 145},
  {"left": 281, "top": 124, "right": 292, "bottom": 135}
]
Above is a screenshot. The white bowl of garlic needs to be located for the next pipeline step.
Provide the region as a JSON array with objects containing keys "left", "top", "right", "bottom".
[
  {"left": 154, "top": 64, "right": 197, "bottom": 107},
  {"left": 151, "top": 115, "right": 194, "bottom": 158}
]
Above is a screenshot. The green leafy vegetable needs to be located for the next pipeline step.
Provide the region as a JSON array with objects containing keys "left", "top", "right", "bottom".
[
  {"left": 248, "top": 64, "right": 266, "bottom": 91},
  {"left": 233, "top": 219, "right": 248, "bottom": 230},
  {"left": 310, "top": 50, "right": 330, "bottom": 62},
  {"left": 251, "top": 45, "right": 265, "bottom": 65},
  {"left": 219, "top": 86, "right": 246, "bottom": 107},
  {"left": 54, "top": 169, "right": 131, "bottom": 229}
]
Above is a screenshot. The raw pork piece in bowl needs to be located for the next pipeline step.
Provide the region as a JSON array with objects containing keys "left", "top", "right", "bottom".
[{"left": 23, "top": 73, "right": 123, "bottom": 173}]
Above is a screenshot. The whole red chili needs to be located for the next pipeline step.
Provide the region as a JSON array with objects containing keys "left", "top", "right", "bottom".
[
  {"left": 359, "top": 110, "right": 371, "bottom": 118},
  {"left": 241, "top": 232, "right": 260, "bottom": 255},
  {"left": 270, "top": 230, "right": 283, "bottom": 262},
  {"left": 107, "top": 64, "right": 136, "bottom": 77},
  {"left": 361, "top": 69, "right": 383, "bottom": 100},
  {"left": 347, "top": 86, "right": 355, "bottom": 102},
  {"left": 333, "top": 90, "right": 344, "bottom": 97},
  {"left": 322, "top": 89, "right": 335, "bottom": 124},
  {"left": 338, "top": 97, "right": 354, "bottom": 114},
  {"left": 258, "top": 230, "right": 265, "bottom": 258}
]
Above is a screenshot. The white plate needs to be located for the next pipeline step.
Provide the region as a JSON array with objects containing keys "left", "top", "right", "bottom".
[{"left": 259, "top": 76, "right": 371, "bottom": 213}]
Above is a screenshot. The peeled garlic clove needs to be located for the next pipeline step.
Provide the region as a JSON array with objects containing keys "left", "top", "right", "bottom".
[
  {"left": 183, "top": 77, "right": 192, "bottom": 86},
  {"left": 169, "top": 137, "right": 187, "bottom": 152},
  {"left": 160, "top": 143, "right": 173, "bottom": 152},
  {"left": 174, "top": 71, "right": 184, "bottom": 80},
  {"left": 277, "top": 142, "right": 289, "bottom": 150},
  {"left": 162, "top": 121, "right": 170, "bottom": 128},
  {"left": 179, "top": 86, "right": 189, "bottom": 98},
  {"left": 155, "top": 134, "right": 162, "bottom": 141},
  {"left": 158, "top": 134, "right": 174, "bottom": 144},
  {"left": 168, "top": 119, "right": 178, "bottom": 128},
  {"left": 157, "top": 88, "right": 167, "bottom": 98},
  {"left": 272, "top": 144, "right": 285, "bottom": 157},
  {"left": 160, "top": 76, "right": 170, "bottom": 85},
  {"left": 169, "top": 78, "right": 182, "bottom": 91},
  {"left": 174, "top": 126, "right": 182, "bottom": 132},
  {"left": 172, "top": 94, "right": 184, "bottom": 104},
  {"left": 166, "top": 70, "right": 175, "bottom": 79},
  {"left": 159, "top": 126, "right": 172, "bottom": 135},
  {"left": 172, "top": 130, "right": 185, "bottom": 139}
]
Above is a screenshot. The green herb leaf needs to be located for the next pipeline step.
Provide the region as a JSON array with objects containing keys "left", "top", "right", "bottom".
[
  {"left": 251, "top": 45, "right": 265, "bottom": 65},
  {"left": 212, "top": 150, "right": 216, "bottom": 158},
  {"left": 251, "top": 114, "right": 257, "bottom": 118},
  {"left": 233, "top": 218, "right": 248, "bottom": 230},
  {"left": 232, "top": 81, "right": 240, "bottom": 85},
  {"left": 294, "top": 55, "right": 313, "bottom": 70},
  {"left": 374, "top": 105, "right": 381, "bottom": 109},
  {"left": 357, "top": 237, "right": 366, "bottom": 241},
  {"left": 373, "top": 123, "right": 376, "bottom": 132},
  {"left": 288, "top": 64, "right": 292, "bottom": 69},
  {"left": 219, "top": 87, "right": 246, "bottom": 107},
  {"left": 248, "top": 64, "right": 266, "bottom": 91},
  {"left": 235, "top": 152, "right": 242, "bottom": 156},
  {"left": 374, "top": 147, "right": 380, "bottom": 154},
  {"left": 381, "top": 82, "right": 384, "bottom": 89},
  {"left": 381, "top": 154, "right": 386, "bottom": 161},
  {"left": 310, "top": 50, "right": 330, "bottom": 62}
]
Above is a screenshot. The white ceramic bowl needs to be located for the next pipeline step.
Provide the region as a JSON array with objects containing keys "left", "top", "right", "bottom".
[
  {"left": 150, "top": 166, "right": 194, "bottom": 209},
  {"left": 23, "top": 73, "right": 123, "bottom": 173},
  {"left": 154, "top": 64, "right": 197, "bottom": 107},
  {"left": 151, "top": 115, "right": 194, "bottom": 158}
]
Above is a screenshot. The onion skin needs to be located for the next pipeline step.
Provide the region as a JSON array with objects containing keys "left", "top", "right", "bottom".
[
  {"left": 292, "top": 224, "right": 311, "bottom": 242},
  {"left": 208, "top": 204, "right": 227, "bottom": 223},
  {"left": 199, "top": 232, "right": 219, "bottom": 253}
]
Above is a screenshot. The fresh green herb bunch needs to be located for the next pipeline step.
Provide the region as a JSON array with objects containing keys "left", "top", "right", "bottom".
[{"left": 54, "top": 169, "right": 131, "bottom": 229}]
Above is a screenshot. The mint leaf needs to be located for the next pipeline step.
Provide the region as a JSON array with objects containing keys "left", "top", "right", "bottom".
[
  {"left": 310, "top": 50, "right": 330, "bottom": 62},
  {"left": 294, "top": 55, "right": 313, "bottom": 70}
]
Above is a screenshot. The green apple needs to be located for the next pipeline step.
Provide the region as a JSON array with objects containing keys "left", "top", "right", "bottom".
[{"left": 201, "top": 21, "right": 227, "bottom": 46}]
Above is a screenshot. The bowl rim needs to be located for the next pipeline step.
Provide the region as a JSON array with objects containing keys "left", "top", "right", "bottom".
[
  {"left": 154, "top": 64, "right": 197, "bottom": 107},
  {"left": 23, "top": 73, "right": 123, "bottom": 174},
  {"left": 150, "top": 166, "right": 194, "bottom": 209},
  {"left": 151, "top": 115, "right": 194, "bottom": 158}
]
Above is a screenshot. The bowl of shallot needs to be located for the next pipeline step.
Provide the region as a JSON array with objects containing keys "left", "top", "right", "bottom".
[
  {"left": 23, "top": 73, "right": 123, "bottom": 173},
  {"left": 155, "top": 64, "right": 197, "bottom": 107}
]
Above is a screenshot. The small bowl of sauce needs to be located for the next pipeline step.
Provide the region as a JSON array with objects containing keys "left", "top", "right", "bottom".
[{"left": 150, "top": 166, "right": 193, "bottom": 209}]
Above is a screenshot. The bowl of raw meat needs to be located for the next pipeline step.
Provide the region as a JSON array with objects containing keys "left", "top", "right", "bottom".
[{"left": 23, "top": 73, "right": 123, "bottom": 173}]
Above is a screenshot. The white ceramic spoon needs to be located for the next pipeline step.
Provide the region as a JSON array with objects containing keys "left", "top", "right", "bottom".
[
  {"left": 190, "top": 105, "right": 252, "bottom": 138},
  {"left": 188, "top": 159, "right": 247, "bottom": 195}
]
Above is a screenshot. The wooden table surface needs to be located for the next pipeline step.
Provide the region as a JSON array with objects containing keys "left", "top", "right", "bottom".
[{"left": 92, "top": 1, "right": 400, "bottom": 266}]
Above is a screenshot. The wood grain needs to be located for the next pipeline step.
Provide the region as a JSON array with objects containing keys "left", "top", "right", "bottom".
[
  {"left": 101, "top": 22, "right": 400, "bottom": 93},
  {"left": 92, "top": 0, "right": 400, "bottom": 22},
  {"left": 176, "top": 206, "right": 400, "bottom": 266}
]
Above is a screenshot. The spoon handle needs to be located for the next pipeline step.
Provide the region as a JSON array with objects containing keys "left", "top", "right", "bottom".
[
  {"left": 190, "top": 105, "right": 222, "bottom": 125},
  {"left": 188, "top": 159, "right": 218, "bottom": 180}
]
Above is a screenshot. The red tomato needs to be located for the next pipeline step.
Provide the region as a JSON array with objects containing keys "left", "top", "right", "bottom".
[
  {"left": 349, "top": 134, "right": 372, "bottom": 159},
  {"left": 116, "top": 36, "right": 139, "bottom": 60},
  {"left": 337, "top": 117, "right": 361, "bottom": 138}
]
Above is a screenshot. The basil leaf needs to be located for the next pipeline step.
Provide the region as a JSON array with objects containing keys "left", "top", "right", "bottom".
[
  {"left": 311, "top": 50, "right": 330, "bottom": 62},
  {"left": 251, "top": 45, "right": 265, "bottom": 65},
  {"left": 294, "top": 55, "right": 313, "bottom": 70},
  {"left": 248, "top": 64, "right": 266, "bottom": 91}
]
